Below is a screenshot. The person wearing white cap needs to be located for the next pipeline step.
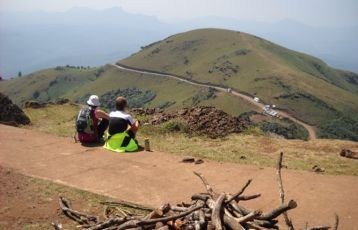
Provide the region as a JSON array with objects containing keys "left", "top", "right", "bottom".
[{"left": 76, "top": 95, "right": 109, "bottom": 143}]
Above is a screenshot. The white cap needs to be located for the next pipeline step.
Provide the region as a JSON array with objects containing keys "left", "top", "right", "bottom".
[{"left": 87, "top": 95, "right": 101, "bottom": 107}]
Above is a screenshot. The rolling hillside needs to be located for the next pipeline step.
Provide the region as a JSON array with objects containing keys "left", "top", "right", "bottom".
[
  {"left": 1, "top": 28, "right": 357, "bottom": 140},
  {"left": 0, "top": 65, "right": 257, "bottom": 116},
  {"left": 119, "top": 28, "right": 358, "bottom": 140}
]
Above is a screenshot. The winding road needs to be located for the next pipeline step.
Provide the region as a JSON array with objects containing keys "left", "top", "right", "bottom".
[{"left": 110, "top": 63, "right": 317, "bottom": 140}]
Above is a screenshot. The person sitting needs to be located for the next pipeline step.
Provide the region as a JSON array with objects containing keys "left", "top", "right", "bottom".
[
  {"left": 104, "top": 96, "right": 139, "bottom": 152},
  {"left": 76, "top": 95, "right": 109, "bottom": 143}
]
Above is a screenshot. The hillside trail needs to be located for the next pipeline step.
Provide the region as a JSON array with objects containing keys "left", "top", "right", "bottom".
[
  {"left": 0, "top": 125, "right": 356, "bottom": 228},
  {"left": 110, "top": 64, "right": 317, "bottom": 140}
]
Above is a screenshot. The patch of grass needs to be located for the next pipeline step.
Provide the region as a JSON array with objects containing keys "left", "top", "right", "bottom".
[
  {"left": 159, "top": 120, "right": 189, "bottom": 133},
  {"left": 138, "top": 125, "right": 358, "bottom": 176},
  {"left": 1, "top": 168, "right": 149, "bottom": 230},
  {"left": 241, "top": 126, "right": 265, "bottom": 136},
  {"left": 30, "top": 177, "right": 148, "bottom": 216},
  {"left": 24, "top": 103, "right": 79, "bottom": 137},
  {"left": 21, "top": 103, "right": 358, "bottom": 176}
]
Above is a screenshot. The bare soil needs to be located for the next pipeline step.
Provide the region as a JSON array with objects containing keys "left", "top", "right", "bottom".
[
  {"left": 0, "top": 125, "right": 357, "bottom": 229},
  {"left": 0, "top": 166, "right": 108, "bottom": 230}
]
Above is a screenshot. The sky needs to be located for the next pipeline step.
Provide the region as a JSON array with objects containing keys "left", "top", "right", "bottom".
[{"left": 0, "top": 0, "right": 357, "bottom": 27}]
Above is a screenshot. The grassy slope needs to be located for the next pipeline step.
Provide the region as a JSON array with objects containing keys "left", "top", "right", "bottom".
[
  {"left": 0, "top": 65, "right": 257, "bottom": 117},
  {"left": 1, "top": 28, "right": 357, "bottom": 139},
  {"left": 21, "top": 104, "right": 358, "bottom": 176},
  {"left": 120, "top": 28, "right": 358, "bottom": 126},
  {"left": 24, "top": 103, "right": 79, "bottom": 137},
  {"left": 0, "top": 67, "right": 99, "bottom": 105}
]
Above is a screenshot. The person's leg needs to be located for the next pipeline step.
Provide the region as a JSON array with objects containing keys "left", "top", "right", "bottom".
[
  {"left": 127, "top": 130, "right": 136, "bottom": 139},
  {"left": 97, "top": 119, "right": 109, "bottom": 141}
]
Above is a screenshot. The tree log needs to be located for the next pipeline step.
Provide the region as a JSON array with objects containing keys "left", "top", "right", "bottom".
[
  {"left": 118, "top": 204, "right": 204, "bottom": 230},
  {"left": 258, "top": 200, "right": 297, "bottom": 220},
  {"left": 276, "top": 152, "right": 295, "bottom": 229},
  {"left": 101, "top": 200, "right": 154, "bottom": 212},
  {"left": 235, "top": 193, "right": 261, "bottom": 201},
  {"left": 192, "top": 194, "right": 210, "bottom": 201},
  {"left": 306, "top": 227, "right": 331, "bottom": 230},
  {"left": 223, "top": 214, "right": 242, "bottom": 230},
  {"left": 87, "top": 217, "right": 127, "bottom": 230},
  {"left": 225, "top": 179, "right": 252, "bottom": 204},
  {"left": 51, "top": 223, "right": 63, "bottom": 230},
  {"left": 236, "top": 210, "right": 262, "bottom": 223},
  {"left": 211, "top": 194, "right": 226, "bottom": 230},
  {"left": 193, "top": 171, "right": 217, "bottom": 198},
  {"left": 333, "top": 214, "right": 339, "bottom": 230},
  {"left": 59, "top": 197, "right": 98, "bottom": 225}
]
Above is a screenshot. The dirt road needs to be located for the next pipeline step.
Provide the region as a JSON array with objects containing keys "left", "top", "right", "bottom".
[
  {"left": 110, "top": 63, "right": 317, "bottom": 140},
  {"left": 0, "top": 125, "right": 356, "bottom": 228}
]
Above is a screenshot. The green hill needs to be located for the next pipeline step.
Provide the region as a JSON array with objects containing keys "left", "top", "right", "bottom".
[
  {"left": 0, "top": 65, "right": 256, "bottom": 116},
  {"left": 1, "top": 28, "right": 357, "bottom": 140},
  {"left": 119, "top": 28, "right": 358, "bottom": 140}
]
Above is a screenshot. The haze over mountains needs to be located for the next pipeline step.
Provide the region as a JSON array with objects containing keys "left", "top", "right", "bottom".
[{"left": 1, "top": 7, "right": 357, "bottom": 78}]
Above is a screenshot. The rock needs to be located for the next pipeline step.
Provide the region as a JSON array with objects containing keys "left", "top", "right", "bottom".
[
  {"left": 195, "top": 159, "right": 204, "bottom": 164},
  {"left": 312, "top": 165, "right": 325, "bottom": 173},
  {"left": 0, "top": 93, "right": 31, "bottom": 126},
  {"left": 132, "top": 106, "right": 247, "bottom": 138},
  {"left": 55, "top": 98, "right": 69, "bottom": 105},
  {"left": 24, "top": 101, "right": 46, "bottom": 109},
  {"left": 181, "top": 157, "right": 195, "bottom": 163},
  {"left": 340, "top": 149, "right": 358, "bottom": 159}
]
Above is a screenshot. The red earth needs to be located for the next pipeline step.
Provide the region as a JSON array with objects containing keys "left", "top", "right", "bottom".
[{"left": 0, "top": 124, "right": 357, "bottom": 229}]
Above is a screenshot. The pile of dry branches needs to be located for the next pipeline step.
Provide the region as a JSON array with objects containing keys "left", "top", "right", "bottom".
[{"left": 53, "top": 153, "right": 339, "bottom": 230}]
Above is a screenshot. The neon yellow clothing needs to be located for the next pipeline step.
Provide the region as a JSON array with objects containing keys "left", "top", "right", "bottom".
[{"left": 103, "top": 132, "right": 138, "bottom": 153}]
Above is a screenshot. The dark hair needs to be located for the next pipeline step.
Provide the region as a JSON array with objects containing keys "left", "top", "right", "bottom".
[{"left": 115, "top": 96, "right": 127, "bottom": 111}]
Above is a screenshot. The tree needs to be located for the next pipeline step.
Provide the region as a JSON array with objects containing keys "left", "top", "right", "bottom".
[{"left": 18, "top": 71, "right": 22, "bottom": 77}]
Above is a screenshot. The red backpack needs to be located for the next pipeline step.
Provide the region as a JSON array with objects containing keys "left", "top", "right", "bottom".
[{"left": 76, "top": 107, "right": 98, "bottom": 142}]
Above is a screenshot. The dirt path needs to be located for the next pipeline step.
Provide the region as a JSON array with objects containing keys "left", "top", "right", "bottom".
[
  {"left": 0, "top": 125, "right": 356, "bottom": 228},
  {"left": 110, "top": 64, "right": 317, "bottom": 140}
]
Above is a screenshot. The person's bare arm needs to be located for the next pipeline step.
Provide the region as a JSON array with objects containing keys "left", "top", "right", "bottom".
[
  {"left": 95, "top": 109, "right": 109, "bottom": 120},
  {"left": 129, "top": 120, "right": 139, "bottom": 133}
]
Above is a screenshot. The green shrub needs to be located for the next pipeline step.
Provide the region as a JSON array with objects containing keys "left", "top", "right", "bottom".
[
  {"left": 238, "top": 111, "right": 259, "bottom": 123},
  {"left": 258, "top": 121, "right": 309, "bottom": 140},
  {"left": 318, "top": 116, "right": 358, "bottom": 141},
  {"left": 242, "top": 126, "right": 264, "bottom": 136},
  {"left": 100, "top": 88, "right": 156, "bottom": 110},
  {"left": 159, "top": 120, "right": 188, "bottom": 133}
]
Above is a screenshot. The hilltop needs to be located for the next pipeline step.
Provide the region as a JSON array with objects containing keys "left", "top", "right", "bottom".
[
  {"left": 1, "top": 29, "right": 357, "bottom": 140},
  {"left": 119, "top": 28, "right": 358, "bottom": 139}
]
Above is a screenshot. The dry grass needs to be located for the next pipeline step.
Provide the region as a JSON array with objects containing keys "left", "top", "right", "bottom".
[
  {"left": 23, "top": 104, "right": 358, "bottom": 176},
  {"left": 24, "top": 103, "right": 79, "bottom": 137},
  {"left": 0, "top": 167, "right": 147, "bottom": 230},
  {"left": 139, "top": 126, "right": 358, "bottom": 176}
]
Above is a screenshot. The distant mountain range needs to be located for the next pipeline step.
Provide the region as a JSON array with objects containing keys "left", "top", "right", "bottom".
[{"left": 0, "top": 7, "right": 357, "bottom": 78}]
